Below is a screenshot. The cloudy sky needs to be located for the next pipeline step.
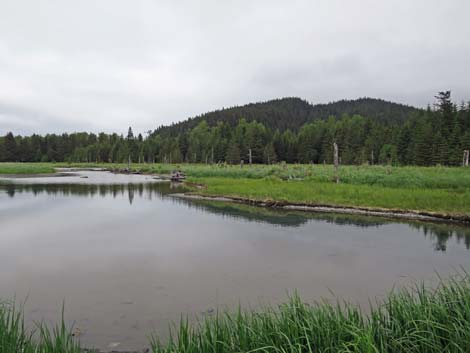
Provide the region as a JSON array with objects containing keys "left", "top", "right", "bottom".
[{"left": 0, "top": 0, "right": 469, "bottom": 135}]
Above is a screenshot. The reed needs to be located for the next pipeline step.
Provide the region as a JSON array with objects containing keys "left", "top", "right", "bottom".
[
  {"left": 151, "top": 273, "right": 470, "bottom": 353},
  {"left": 2, "top": 274, "right": 470, "bottom": 352},
  {"left": 0, "top": 301, "right": 80, "bottom": 353}
]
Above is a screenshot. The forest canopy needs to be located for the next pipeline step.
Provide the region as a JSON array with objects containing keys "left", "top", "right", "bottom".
[{"left": 1, "top": 94, "right": 469, "bottom": 166}]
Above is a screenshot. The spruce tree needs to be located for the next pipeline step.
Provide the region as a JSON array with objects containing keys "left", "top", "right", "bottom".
[{"left": 4, "top": 132, "right": 17, "bottom": 162}]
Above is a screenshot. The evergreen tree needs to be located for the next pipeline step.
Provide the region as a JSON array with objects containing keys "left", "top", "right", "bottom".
[
  {"left": 226, "top": 139, "right": 241, "bottom": 164},
  {"left": 413, "top": 121, "right": 433, "bottom": 166},
  {"left": 4, "top": 132, "right": 17, "bottom": 161}
]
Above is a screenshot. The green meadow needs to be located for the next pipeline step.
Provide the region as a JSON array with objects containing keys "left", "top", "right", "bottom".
[{"left": 0, "top": 163, "right": 55, "bottom": 175}]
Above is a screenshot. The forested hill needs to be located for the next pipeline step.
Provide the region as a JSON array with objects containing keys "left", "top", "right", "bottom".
[
  {"left": 154, "top": 97, "right": 421, "bottom": 137},
  {"left": 1, "top": 92, "right": 469, "bottom": 166}
]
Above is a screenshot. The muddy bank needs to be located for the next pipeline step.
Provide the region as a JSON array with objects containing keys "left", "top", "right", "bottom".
[{"left": 172, "top": 193, "right": 470, "bottom": 225}]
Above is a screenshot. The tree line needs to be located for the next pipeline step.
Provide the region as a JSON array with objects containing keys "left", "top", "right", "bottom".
[{"left": 1, "top": 92, "right": 469, "bottom": 166}]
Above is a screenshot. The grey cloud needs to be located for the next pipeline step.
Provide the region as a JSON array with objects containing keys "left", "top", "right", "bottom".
[{"left": 0, "top": 0, "right": 469, "bottom": 135}]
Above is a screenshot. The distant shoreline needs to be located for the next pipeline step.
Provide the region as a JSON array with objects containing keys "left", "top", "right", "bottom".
[
  {"left": 1, "top": 163, "right": 469, "bottom": 225},
  {"left": 172, "top": 192, "right": 470, "bottom": 225}
]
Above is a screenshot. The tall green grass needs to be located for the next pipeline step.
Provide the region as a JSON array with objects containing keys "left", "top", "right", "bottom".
[
  {"left": 0, "top": 163, "right": 55, "bottom": 175},
  {"left": 191, "top": 177, "right": 470, "bottom": 214},
  {"left": 151, "top": 273, "right": 470, "bottom": 353},
  {"left": 0, "top": 301, "right": 80, "bottom": 353},
  {"left": 2, "top": 274, "right": 470, "bottom": 352},
  {"left": 56, "top": 163, "right": 470, "bottom": 190},
  {"left": 3, "top": 162, "right": 470, "bottom": 190}
]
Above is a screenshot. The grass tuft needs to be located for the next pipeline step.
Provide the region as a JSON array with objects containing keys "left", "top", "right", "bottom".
[
  {"left": 2, "top": 274, "right": 470, "bottom": 352},
  {"left": 151, "top": 273, "right": 470, "bottom": 353},
  {"left": 0, "top": 301, "right": 80, "bottom": 353}
]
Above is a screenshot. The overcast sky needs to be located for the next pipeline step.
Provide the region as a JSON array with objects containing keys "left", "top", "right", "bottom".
[{"left": 1, "top": 0, "right": 469, "bottom": 135}]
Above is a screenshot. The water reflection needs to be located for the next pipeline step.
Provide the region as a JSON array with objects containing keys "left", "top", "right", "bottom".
[
  {"left": 1, "top": 181, "right": 469, "bottom": 252},
  {"left": 0, "top": 182, "right": 185, "bottom": 204},
  {"left": 184, "top": 200, "right": 470, "bottom": 252}
]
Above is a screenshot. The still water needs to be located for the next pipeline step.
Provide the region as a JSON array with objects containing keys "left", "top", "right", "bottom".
[{"left": 1, "top": 171, "right": 469, "bottom": 350}]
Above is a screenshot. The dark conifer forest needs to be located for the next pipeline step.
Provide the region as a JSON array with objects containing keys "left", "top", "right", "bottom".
[{"left": 1, "top": 92, "right": 469, "bottom": 166}]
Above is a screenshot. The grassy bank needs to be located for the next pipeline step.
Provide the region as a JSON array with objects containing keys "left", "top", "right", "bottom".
[
  {"left": 190, "top": 177, "right": 470, "bottom": 215},
  {"left": 56, "top": 163, "right": 470, "bottom": 190},
  {"left": 152, "top": 274, "right": 470, "bottom": 353},
  {"left": 3, "top": 275, "right": 470, "bottom": 353},
  {"left": 2, "top": 162, "right": 469, "bottom": 216},
  {"left": 0, "top": 163, "right": 55, "bottom": 175},
  {"left": 2, "top": 162, "right": 470, "bottom": 189}
]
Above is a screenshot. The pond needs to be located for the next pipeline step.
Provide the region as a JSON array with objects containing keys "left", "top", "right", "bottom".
[{"left": 1, "top": 170, "right": 469, "bottom": 351}]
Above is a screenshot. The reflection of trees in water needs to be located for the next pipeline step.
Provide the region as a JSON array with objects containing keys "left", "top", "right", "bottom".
[
  {"left": 0, "top": 182, "right": 186, "bottom": 205},
  {"left": 2, "top": 182, "right": 469, "bottom": 252},
  {"left": 171, "top": 198, "right": 389, "bottom": 228},
  {"left": 412, "top": 223, "right": 470, "bottom": 252},
  {"left": 172, "top": 198, "right": 470, "bottom": 252}
]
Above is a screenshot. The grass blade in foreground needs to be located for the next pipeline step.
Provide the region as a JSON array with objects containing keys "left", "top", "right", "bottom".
[{"left": 0, "top": 301, "right": 81, "bottom": 353}]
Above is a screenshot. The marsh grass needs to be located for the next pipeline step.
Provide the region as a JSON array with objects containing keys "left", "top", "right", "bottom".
[
  {"left": 151, "top": 273, "right": 470, "bottom": 353},
  {"left": 0, "top": 163, "right": 56, "bottom": 175},
  {"left": 2, "top": 275, "right": 470, "bottom": 353},
  {"left": 190, "top": 177, "right": 470, "bottom": 214},
  {"left": 0, "top": 301, "right": 80, "bottom": 353},
  {"left": 54, "top": 163, "right": 470, "bottom": 190},
  {"left": 2, "top": 162, "right": 470, "bottom": 214},
  {"left": 3, "top": 162, "right": 470, "bottom": 190}
]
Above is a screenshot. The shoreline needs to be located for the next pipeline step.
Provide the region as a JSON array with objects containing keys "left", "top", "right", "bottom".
[
  {"left": 1, "top": 167, "right": 468, "bottom": 225},
  {"left": 172, "top": 192, "right": 470, "bottom": 225},
  {"left": 0, "top": 172, "right": 78, "bottom": 178}
]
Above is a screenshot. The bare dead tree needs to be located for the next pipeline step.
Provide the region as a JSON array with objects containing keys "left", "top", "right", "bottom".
[{"left": 333, "top": 142, "right": 339, "bottom": 183}]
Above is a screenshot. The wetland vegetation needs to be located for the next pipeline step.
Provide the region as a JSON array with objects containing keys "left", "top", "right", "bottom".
[
  {"left": 3, "top": 273, "right": 470, "bottom": 353},
  {"left": 2, "top": 162, "right": 469, "bottom": 218}
]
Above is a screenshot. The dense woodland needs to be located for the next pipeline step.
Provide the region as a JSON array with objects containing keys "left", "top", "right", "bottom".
[{"left": 1, "top": 93, "right": 469, "bottom": 166}]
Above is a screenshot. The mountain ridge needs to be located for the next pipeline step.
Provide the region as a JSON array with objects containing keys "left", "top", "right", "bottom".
[{"left": 154, "top": 97, "right": 422, "bottom": 137}]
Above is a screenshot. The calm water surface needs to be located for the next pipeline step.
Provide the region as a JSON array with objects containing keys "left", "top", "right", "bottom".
[{"left": 1, "top": 171, "right": 469, "bottom": 350}]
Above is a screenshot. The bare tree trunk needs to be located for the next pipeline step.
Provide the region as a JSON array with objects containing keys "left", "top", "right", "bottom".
[
  {"left": 211, "top": 147, "right": 214, "bottom": 164},
  {"left": 371, "top": 150, "right": 374, "bottom": 165},
  {"left": 248, "top": 148, "right": 252, "bottom": 165},
  {"left": 333, "top": 142, "right": 339, "bottom": 183},
  {"left": 240, "top": 160, "right": 244, "bottom": 168},
  {"left": 464, "top": 150, "right": 470, "bottom": 167},
  {"left": 128, "top": 154, "right": 131, "bottom": 170}
]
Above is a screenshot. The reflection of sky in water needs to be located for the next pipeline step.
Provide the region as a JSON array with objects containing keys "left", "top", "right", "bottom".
[{"left": 0, "top": 171, "right": 469, "bottom": 350}]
